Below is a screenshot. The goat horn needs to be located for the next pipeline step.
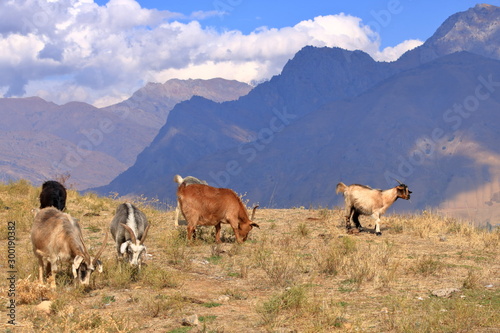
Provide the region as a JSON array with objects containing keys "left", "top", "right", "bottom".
[
  {"left": 120, "top": 223, "right": 138, "bottom": 244},
  {"left": 139, "top": 224, "right": 150, "bottom": 245},
  {"left": 391, "top": 177, "right": 403, "bottom": 185},
  {"left": 93, "top": 232, "right": 108, "bottom": 265},
  {"left": 78, "top": 230, "right": 92, "bottom": 264}
]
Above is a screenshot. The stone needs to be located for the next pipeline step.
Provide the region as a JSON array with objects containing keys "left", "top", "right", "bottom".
[
  {"left": 182, "top": 314, "right": 199, "bottom": 326},
  {"left": 35, "top": 300, "right": 52, "bottom": 315},
  {"left": 431, "top": 288, "right": 460, "bottom": 298}
]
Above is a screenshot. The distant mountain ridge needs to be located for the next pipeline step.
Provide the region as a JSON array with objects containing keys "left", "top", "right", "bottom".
[
  {"left": 398, "top": 3, "right": 500, "bottom": 67},
  {"left": 94, "top": 4, "right": 500, "bottom": 225},
  {"left": 102, "top": 78, "right": 252, "bottom": 129},
  {"left": 0, "top": 78, "right": 252, "bottom": 188}
]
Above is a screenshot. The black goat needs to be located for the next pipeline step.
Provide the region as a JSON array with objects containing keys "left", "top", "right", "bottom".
[{"left": 39, "top": 180, "right": 67, "bottom": 211}]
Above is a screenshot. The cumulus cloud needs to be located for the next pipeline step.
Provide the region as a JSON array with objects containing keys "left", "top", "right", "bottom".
[
  {"left": 376, "top": 39, "right": 423, "bottom": 62},
  {"left": 0, "top": 0, "right": 422, "bottom": 106}
]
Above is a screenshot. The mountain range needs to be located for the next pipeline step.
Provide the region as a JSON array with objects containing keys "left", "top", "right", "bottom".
[
  {"left": 94, "top": 4, "right": 500, "bottom": 226},
  {"left": 0, "top": 79, "right": 251, "bottom": 188}
]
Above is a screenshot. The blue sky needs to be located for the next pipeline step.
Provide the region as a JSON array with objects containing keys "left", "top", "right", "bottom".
[
  {"left": 0, "top": 0, "right": 485, "bottom": 106},
  {"left": 93, "top": 0, "right": 480, "bottom": 48}
]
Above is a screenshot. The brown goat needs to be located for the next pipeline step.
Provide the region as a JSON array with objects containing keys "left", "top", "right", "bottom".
[
  {"left": 176, "top": 183, "right": 259, "bottom": 243},
  {"left": 336, "top": 182, "right": 412, "bottom": 236},
  {"left": 31, "top": 207, "right": 107, "bottom": 288}
]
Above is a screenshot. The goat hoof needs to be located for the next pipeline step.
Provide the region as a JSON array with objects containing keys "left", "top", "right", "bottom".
[
  {"left": 358, "top": 227, "right": 364, "bottom": 232},
  {"left": 376, "top": 232, "right": 382, "bottom": 236}
]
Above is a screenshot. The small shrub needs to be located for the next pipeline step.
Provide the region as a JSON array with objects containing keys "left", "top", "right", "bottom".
[
  {"left": 99, "top": 260, "right": 137, "bottom": 289},
  {"left": 462, "top": 269, "right": 481, "bottom": 290},
  {"left": 257, "top": 285, "right": 308, "bottom": 325},
  {"left": 164, "top": 231, "right": 192, "bottom": 268},
  {"left": 297, "top": 223, "right": 310, "bottom": 237},
  {"left": 258, "top": 253, "right": 299, "bottom": 287},
  {"left": 410, "top": 255, "right": 443, "bottom": 276},
  {"left": 141, "top": 294, "right": 184, "bottom": 319},
  {"left": 141, "top": 263, "right": 179, "bottom": 289},
  {"left": 318, "top": 208, "right": 333, "bottom": 220},
  {"left": 223, "top": 289, "right": 248, "bottom": 300},
  {"left": 314, "top": 236, "right": 357, "bottom": 276},
  {"left": 16, "top": 278, "right": 54, "bottom": 305}
]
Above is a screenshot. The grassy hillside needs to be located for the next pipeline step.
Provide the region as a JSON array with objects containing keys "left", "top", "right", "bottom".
[{"left": 1, "top": 180, "right": 499, "bottom": 332}]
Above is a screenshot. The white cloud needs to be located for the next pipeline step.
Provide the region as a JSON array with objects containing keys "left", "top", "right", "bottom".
[
  {"left": 376, "top": 39, "right": 423, "bottom": 62},
  {"left": 0, "top": 0, "right": 422, "bottom": 107}
]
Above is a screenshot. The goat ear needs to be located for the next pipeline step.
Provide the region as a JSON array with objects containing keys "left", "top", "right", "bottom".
[
  {"left": 94, "top": 259, "right": 103, "bottom": 273},
  {"left": 72, "top": 255, "right": 84, "bottom": 278},
  {"left": 251, "top": 223, "right": 260, "bottom": 228},
  {"left": 120, "top": 241, "right": 129, "bottom": 254}
]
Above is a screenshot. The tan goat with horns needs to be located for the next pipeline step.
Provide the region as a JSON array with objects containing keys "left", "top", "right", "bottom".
[
  {"left": 336, "top": 180, "right": 412, "bottom": 236},
  {"left": 31, "top": 207, "right": 107, "bottom": 288}
]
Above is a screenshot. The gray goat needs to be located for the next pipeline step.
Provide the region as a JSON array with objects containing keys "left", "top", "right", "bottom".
[
  {"left": 31, "top": 207, "right": 107, "bottom": 288},
  {"left": 110, "top": 203, "right": 150, "bottom": 267},
  {"left": 336, "top": 181, "right": 412, "bottom": 236}
]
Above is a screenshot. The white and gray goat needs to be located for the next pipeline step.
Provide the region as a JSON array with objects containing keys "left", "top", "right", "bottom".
[
  {"left": 110, "top": 203, "right": 150, "bottom": 268},
  {"left": 31, "top": 207, "right": 107, "bottom": 288},
  {"left": 336, "top": 180, "right": 412, "bottom": 236},
  {"left": 173, "top": 174, "right": 208, "bottom": 227}
]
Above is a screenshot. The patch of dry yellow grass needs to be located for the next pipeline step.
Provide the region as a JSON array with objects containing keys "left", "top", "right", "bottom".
[{"left": 0, "top": 181, "right": 498, "bottom": 332}]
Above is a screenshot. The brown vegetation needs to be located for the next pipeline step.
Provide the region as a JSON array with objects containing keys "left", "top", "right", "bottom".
[{"left": 0, "top": 180, "right": 499, "bottom": 332}]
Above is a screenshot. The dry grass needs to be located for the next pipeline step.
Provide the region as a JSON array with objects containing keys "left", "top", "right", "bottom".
[{"left": 0, "top": 180, "right": 499, "bottom": 332}]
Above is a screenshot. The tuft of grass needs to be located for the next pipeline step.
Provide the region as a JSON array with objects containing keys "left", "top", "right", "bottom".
[
  {"left": 296, "top": 223, "right": 310, "bottom": 237},
  {"left": 141, "top": 262, "right": 180, "bottom": 290},
  {"left": 15, "top": 278, "right": 54, "bottom": 305},
  {"left": 257, "top": 285, "right": 308, "bottom": 326},
  {"left": 98, "top": 259, "right": 137, "bottom": 289},
  {"left": 201, "top": 302, "right": 222, "bottom": 308},
  {"left": 162, "top": 230, "right": 193, "bottom": 268},
  {"left": 410, "top": 255, "right": 444, "bottom": 276},
  {"left": 223, "top": 288, "right": 248, "bottom": 300},
  {"left": 318, "top": 208, "right": 333, "bottom": 220},
  {"left": 255, "top": 245, "right": 300, "bottom": 287},
  {"left": 462, "top": 269, "right": 481, "bottom": 290},
  {"left": 314, "top": 236, "right": 357, "bottom": 276},
  {"left": 141, "top": 294, "right": 189, "bottom": 319},
  {"left": 199, "top": 315, "right": 217, "bottom": 323}
]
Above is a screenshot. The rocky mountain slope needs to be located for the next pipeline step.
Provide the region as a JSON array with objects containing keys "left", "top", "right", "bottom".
[
  {"left": 0, "top": 79, "right": 252, "bottom": 188},
  {"left": 95, "top": 4, "right": 500, "bottom": 225}
]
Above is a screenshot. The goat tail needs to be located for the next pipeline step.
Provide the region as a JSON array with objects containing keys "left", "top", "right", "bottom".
[
  {"left": 251, "top": 205, "right": 259, "bottom": 220},
  {"left": 173, "top": 174, "right": 184, "bottom": 184},
  {"left": 336, "top": 182, "right": 347, "bottom": 194}
]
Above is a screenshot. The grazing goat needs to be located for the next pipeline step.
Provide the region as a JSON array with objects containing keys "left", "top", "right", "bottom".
[
  {"left": 177, "top": 183, "right": 259, "bottom": 243},
  {"left": 110, "top": 203, "right": 150, "bottom": 268},
  {"left": 173, "top": 174, "right": 208, "bottom": 227},
  {"left": 31, "top": 207, "right": 107, "bottom": 288},
  {"left": 39, "top": 180, "right": 67, "bottom": 211},
  {"left": 336, "top": 181, "right": 412, "bottom": 236}
]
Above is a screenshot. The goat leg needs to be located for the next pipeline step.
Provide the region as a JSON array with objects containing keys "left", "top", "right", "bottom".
[
  {"left": 187, "top": 225, "right": 196, "bottom": 242},
  {"left": 215, "top": 223, "right": 222, "bottom": 244},
  {"left": 352, "top": 211, "right": 364, "bottom": 232},
  {"left": 345, "top": 216, "right": 352, "bottom": 230},
  {"left": 374, "top": 217, "right": 382, "bottom": 236}
]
